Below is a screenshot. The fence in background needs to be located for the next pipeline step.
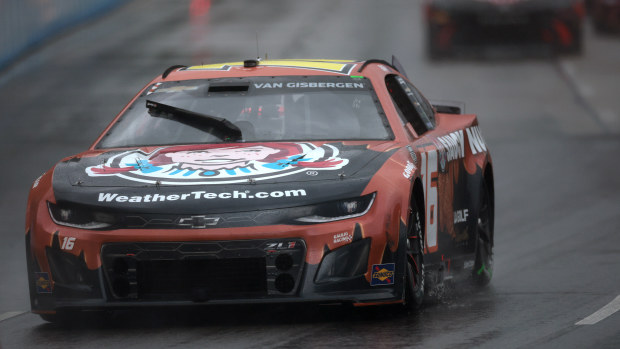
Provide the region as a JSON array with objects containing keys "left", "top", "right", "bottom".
[{"left": 0, "top": 0, "right": 128, "bottom": 71}]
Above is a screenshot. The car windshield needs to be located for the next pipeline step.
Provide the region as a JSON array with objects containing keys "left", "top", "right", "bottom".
[{"left": 96, "top": 76, "right": 393, "bottom": 148}]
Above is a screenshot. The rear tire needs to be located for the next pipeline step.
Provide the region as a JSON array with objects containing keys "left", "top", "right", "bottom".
[
  {"left": 403, "top": 202, "right": 425, "bottom": 311},
  {"left": 472, "top": 179, "right": 494, "bottom": 286}
]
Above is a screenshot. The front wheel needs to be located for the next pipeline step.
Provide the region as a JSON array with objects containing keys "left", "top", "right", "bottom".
[{"left": 403, "top": 203, "right": 425, "bottom": 311}]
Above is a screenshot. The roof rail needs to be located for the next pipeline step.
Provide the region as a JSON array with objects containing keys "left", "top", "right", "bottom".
[{"left": 162, "top": 65, "right": 187, "bottom": 79}]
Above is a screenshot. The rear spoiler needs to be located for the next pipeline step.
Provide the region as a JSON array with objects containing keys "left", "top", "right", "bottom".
[{"left": 430, "top": 100, "right": 466, "bottom": 115}]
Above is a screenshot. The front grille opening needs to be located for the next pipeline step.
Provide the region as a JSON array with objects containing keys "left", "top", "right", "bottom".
[
  {"left": 102, "top": 240, "right": 306, "bottom": 301},
  {"left": 136, "top": 258, "right": 267, "bottom": 300}
]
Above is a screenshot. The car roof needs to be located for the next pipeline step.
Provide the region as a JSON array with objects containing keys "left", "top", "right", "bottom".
[{"left": 160, "top": 59, "right": 399, "bottom": 80}]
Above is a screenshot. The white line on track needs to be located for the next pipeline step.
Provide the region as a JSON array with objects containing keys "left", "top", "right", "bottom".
[
  {"left": 576, "top": 295, "right": 620, "bottom": 325},
  {"left": 0, "top": 311, "right": 26, "bottom": 322}
]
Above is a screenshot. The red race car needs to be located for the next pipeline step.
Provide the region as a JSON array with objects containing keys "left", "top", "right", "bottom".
[
  {"left": 25, "top": 58, "right": 494, "bottom": 322},
  {"left": 425, "top": 0, "right": 586, "bottom": 59}
]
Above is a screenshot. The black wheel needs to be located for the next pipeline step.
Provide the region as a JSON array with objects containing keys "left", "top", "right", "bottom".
[
  {"left": 403, "top": 202, "right": 425, "bottom": 311},
  {"left": 472, "top": 180, "right": 494, "bottom": 286},
  {"left": 549, "top": 20, "right": 583, "bottom": 55},
  {"left": 592, "top": 19, "right": 605, "bottom": 34}
]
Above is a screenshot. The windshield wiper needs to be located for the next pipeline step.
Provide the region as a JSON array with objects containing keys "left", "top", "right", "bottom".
[{"left": 146, "top": 100, "right": 242, "bottom": 141}]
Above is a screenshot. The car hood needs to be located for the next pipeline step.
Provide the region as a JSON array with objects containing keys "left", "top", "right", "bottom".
[{"left": 51, "top": 141, "right": 398, "bottom": 213}]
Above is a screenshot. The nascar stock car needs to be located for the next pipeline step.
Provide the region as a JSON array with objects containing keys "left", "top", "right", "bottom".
[
  {"left": 25, "top": 58, "right": 494, "bottom": 322},
  {"left": 425, "top": 0, "right": 585, "bottom": 59}
]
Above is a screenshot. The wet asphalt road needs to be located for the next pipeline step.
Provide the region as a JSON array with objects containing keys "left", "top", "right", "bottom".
[{"left": 1, "top": 1, "right": 620, "bottom": 348}]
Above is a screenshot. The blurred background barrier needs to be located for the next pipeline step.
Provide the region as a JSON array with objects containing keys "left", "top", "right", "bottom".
[{"left": 0, "top": 0, "right": 129, "bottom": 71}]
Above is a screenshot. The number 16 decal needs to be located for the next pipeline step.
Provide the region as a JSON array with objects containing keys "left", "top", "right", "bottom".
[
  {"left": 61, "top": 237, "right": 76, "bottom": 250},
  {"left": 420, "top": 148, "right": 438, "bottom": 253}
]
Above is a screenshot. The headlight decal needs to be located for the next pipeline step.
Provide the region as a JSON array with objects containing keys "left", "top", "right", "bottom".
[
  {"left": 295, "top": 192, "right": 376, "bottom": 223},
  {"left": 48, "top": 202, "right": 115, "bottom": 230}
]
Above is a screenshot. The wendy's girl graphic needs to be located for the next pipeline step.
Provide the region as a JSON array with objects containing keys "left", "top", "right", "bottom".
[{"left": 86, "top": 142, "right": 348, "bottom": 185}]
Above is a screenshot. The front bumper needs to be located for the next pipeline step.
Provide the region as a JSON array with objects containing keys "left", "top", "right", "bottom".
[{"left": 27, "top": 224, "right": 405, "bottom": 313}]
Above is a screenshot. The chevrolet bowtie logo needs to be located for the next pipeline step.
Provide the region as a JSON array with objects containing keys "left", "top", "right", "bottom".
[{"left": 177, "top": 215, "right": 220, "bottom": 228}]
